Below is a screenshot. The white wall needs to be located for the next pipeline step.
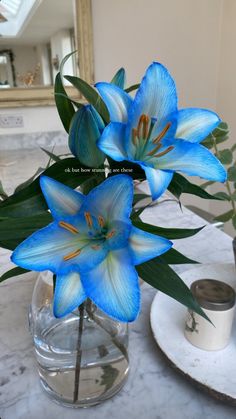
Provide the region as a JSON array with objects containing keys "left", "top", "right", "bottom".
[
  {"left": 92, "top": 0, "right": 222, "bottom": 109},
  {"left": 209, "top": 0, "right": 236, "bottom": 236}
]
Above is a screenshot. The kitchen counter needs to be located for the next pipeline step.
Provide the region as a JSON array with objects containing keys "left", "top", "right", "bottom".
[{"left": 0, "top": 147, "right": 235, "bottom": 419}]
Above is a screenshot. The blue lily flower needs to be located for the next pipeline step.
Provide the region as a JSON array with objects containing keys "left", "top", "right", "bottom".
[
  {"left": 69, "top": 104, "right": 105, "bottom": 168},
  {"left": 96, "top": 62, "right": 226, "bottom": 200},
  {"left": 11, "top": 175, "right": 172, "bottom": 322}
]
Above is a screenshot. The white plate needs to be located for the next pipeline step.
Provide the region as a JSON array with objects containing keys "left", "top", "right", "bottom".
[{"left": 150, "top": 263, "right": 236, "bottom": 404}]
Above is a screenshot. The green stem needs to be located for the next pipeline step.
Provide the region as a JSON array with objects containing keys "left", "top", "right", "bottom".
[{"left": 86, "top": 300, "right": 128, "bottom": 361}]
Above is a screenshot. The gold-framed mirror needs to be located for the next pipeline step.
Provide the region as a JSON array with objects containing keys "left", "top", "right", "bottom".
[{"left": 0, "top": 0, "right": 94, "bottom": 108}]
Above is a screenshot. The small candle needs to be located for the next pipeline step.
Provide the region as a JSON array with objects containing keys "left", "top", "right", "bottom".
[{"left": 184, "top": 279, "right": 235, "bottom": 351}]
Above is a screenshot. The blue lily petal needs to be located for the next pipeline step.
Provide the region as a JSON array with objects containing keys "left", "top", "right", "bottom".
[
  {"left": 174, "top": 108, "right": 220, "bottom": 143},
  {"left": 155, "top": 139, "right": 226, "bottom": 182},
  {"left": 97, "top": 122, "right": 127, "bottom": 161},
  {"left": 106, "top": 220, "right": 131, "bottom": 251},
  {"left": 128, "top": 62, "right": 177, "bottom": 132},
  {"left": 141, "top": 166, "right": 173, "bottom": 200},
  {"left": 111, "top": 67, "right": 126, "bottom": 89},
  {"left": 129, "top": 226, "right": 172, "bottom": 265},
  {"left": 11, "top": 217, "right": 108, "bottom": 274},
  {"left": 53, "top": 272, "right": 86, "bottom": 318},
  {"left": 96, "top": 82, "right": 133, "bottom": 122},
  {"left": 40, "top": 176, "right": 84, "bottom": 220},
  {"left": 69, "top": 105, "right": 105, "bottom": 167},
  {"left": 81, "top": 248, "right": 140, "bottom": 322},
  {"left": 81, "top": 174, "right": 133, "bottom": 222}
]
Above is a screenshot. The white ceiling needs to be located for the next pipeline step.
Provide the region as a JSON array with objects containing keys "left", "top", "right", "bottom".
[{"left": 0, "top": 0, "right": 74, "bottom": 46}]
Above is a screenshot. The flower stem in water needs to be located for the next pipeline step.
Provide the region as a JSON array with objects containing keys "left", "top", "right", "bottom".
[{"left": 73, "top": 303, "right": 84, "bottom": 403}]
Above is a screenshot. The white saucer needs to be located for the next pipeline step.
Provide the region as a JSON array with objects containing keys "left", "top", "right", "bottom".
[{"left": 150, "top": 263, "right": 236, "bottom": 404}]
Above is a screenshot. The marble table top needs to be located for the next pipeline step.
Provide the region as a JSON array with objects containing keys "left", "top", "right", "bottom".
[{"left": 0, "top": 148, "right": 236, "bottom": 419}]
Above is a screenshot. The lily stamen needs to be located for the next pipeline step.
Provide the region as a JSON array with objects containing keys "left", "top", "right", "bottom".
[
  {"left": 154, "top": 145, "right": 174, "bottom": 158},
  {"left": 147, "top": 117, "right": 156, "bottom": 141},
  {"left": 106, "top": 229, "right": 116, "bottom": 239},
  {"left": 63, "top": 249, "right": 81, "bottom": 261},
  {"left": 147, "top": 142, "right": 162, "bottom": 157},
  {"left": 59, "top": 221, "right": 79, "bottom": 235},
  {"left": 137, "top": 114, "right": 150, "bottom": 141},
  {"left": 84, "top": 211, "right": 93, "bottom": 228},
  {"left": 153, "top": 122, "right": 171, "bottom": 144},
  {"left": 143, "top": 115, "right": 150, "bottom": 140},
  {"left": 137, "top": 114, "right": 145, "bottom": 138},
  {"left": 98, "top": 215, "right": 105, "bottom": 228}
]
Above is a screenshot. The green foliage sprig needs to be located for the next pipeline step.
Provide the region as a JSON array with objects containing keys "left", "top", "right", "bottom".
[{"left": 201, "top": 122, "right": 236, "bottom": 229}]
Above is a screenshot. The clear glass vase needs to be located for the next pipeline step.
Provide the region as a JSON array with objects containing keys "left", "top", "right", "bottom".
[{"left": 29, "top": 271, "right": 129, "bottom": 408}]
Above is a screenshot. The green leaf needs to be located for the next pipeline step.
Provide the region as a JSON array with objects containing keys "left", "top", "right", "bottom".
[
  {"left": 228, "top": 166, "right": 236, "bottom": 181},
  {"left": 218, "top": 149, "right": 233, "bottom": 165},
  {"left": 232, "top": 214, "right": 236, "bottom": 230},
  {"left": 133, "top": 193, "right": 150, "bottom": 206},
  {"left": 131, "top": 206, "right": 146, "bottom": 220},
  {"left": 0, "top": 213, "right": 52, "bottom": 249},
  {"left": 213, "top": 192, "right": 231, "bottom": 201},
  {"left": 132, "top": 219, "right": 205, "bottom": 239},
  {"left": 214, "top": 209, "right": 234, "bottom": 222},
  {"left": 168, "top": 173, "right": 222, "bottom": 200},
  {"left": 40, "top": 148, "right": 61, "bottom": 163},
  {"left": 64, "top": 75, "right": 109, "bottom": 123},
  {"left": 214, "top": 121, "right": 229, "bottom": 136},
  {"left": 14, "top": 167, "right": 45, "bottom": 193},
  {"left": 202, "top": 122, "right": 229, "bottom": 148},
  {"left": 231, "top": 144, "right": 236, "bottom": 153},
  {"left": 136, "top": 260, "right": 209, "bottom": 320},
  {"left": 111, "top": 68, "right": 126, "bottom": 89},
  {"left": 0, "top": 267, "right": 30, "bottom": 283},
  {"left": 54, "top": 92, "right": 83, "bottom": 109},
  {"left": 157, "top": 248, "right": 198, "bottom": 264},
  {"left": 0, "top": 158, "right": 91, "bottom": 218},
  {"left": 0, "top": 180, "right": 8, "bottom": 199},
  {"left": 201, "top": 136, "right": 214, "bottom": 149},
  {"left": 54, "top": 73, "right": 75, "bottom": 133},
  {"left": 201, "top": 180, "right": 214, "bottom": 189},
  {"left": 81, "top": 174, "right": 105, "bottom": 195},
  {"left": 231, "top": 191, "right": 236, "bottom": 200},
  {"left": 125, "top": 83, "right": 140, "bottom": 93}
]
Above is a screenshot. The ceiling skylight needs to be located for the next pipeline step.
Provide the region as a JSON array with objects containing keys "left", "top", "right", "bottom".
[
  {"left": 0, "top": 0, "right": 22, "bottom": 19},
  {"left": 0, "top": 0, "right": 41, "bottom": 37}
]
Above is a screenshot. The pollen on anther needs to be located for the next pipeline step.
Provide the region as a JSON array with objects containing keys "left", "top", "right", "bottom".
[
  {"left": 98, "top": 215, "right": 105, "bottom": 228},
  {"left": 106, "top": 229, "right": 116, "bottom": 239},
  {"left": 59, "top": 221, "right": 79, "bottom": 234},
  {"left": 84, "top": 211, "right": 93, "bottom": 228},
  {"left": 63, "top": 249, "right": 81, "bottom": 261}
]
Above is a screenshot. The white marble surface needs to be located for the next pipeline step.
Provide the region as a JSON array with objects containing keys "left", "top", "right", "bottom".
[{"left": 0, "top": 147, "right": 236, "bottom": 419}]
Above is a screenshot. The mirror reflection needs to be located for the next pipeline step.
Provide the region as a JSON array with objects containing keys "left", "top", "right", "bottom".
[{"left": 0, "top": 0, "right": 78, "bottom": 88}]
